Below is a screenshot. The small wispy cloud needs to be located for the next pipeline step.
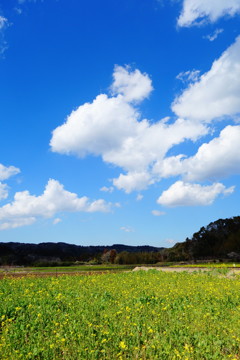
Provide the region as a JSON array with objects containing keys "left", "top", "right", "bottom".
[
  {"left": 14, "top": 8, "right": 23, "bottom": 15},
  {"left": 100, "top": 186, "right": 114, "bottom": 193},
  {"left": 53, "top": 218, "right": 62, "bottom": 225},
  {"left": 120, "top": 226, "right": 134, "bottom": 233},
  {"left": 165, "top": 238, "right": 175, "bottom": 245},
  {"left": 204, "top": 28, "right": 224, "bottom": 42},
  {"left": 0, "top": 16, "right": 9, "bottom": 57},
  {"left": 176, "top": 69, "right": 200, "bottom": 83},
  {"left": 0, "top": 16, "right": 8, "bottom": 30},
  {"left": 0, "top": 183, "right": 8, "bottom": 201},
  {"left": 136, "top": 194, "right": 143, "bottom": 201},
  {"left": 151, "top": 210, "right": 165, "bottom": 216}
]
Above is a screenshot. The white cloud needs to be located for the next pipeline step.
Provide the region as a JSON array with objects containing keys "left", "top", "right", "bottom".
[
  {"left": 50, "top": 60, "right": 239, "bottom": 199},
  {"left": 0, "top": 218, "right": 36, "bottom": 230},
  {"left": 203, "top": 28, "right": 224, "bottom": 42},
  {"left": 156, "top": 125, "right": 240, "bottom": 182},
  {"left": 100, "top": 186, "right": 114, "bottom": 193},
  {"left": 153, "top": 154, "right": 186, "bottom": 178},
  {"left": 185, "top": 125, "right": 240, "bottom": 181},
  {"left": 157, "top": 181, "right": 234, "bottom": 207},
  {"left": 136, "top": 194, "right": 143, "bottom": 201},
  {"left": 113, "top": 171, "right": 154, "bottom": 193},
  {"left": 105, "top": 118, "right": 206, "bottom": 173},
  {"left": 0, "top": 164, "right": 20, "bottom": 181},
  {"left": 178, "top": 0, "right": 240, "bottom": 27},
  {"left": 110, "top": 65, "right": 153, "bottom": 103},
  {"left": 0, "top": 179, "right": 112, "bottom": 230},
  {"left": 120, "top": 226, "right": 134, "bottom": 233},
  {"left": 0, "top": 16, "right": 8, "bottom": 56},
  {"left": 0, "top": 16, "right": 8, "bottom": 30},
  {"left": 151, "top": 210, "right": 165, "bottom": 216},
  {"left": 51, "top": 93, "right": 141, "bottom": 158},
  {"left": 0, "top": 183, "right": 8, "bottom": 200},
  {"left": 176, "top": 69, "right": 200, "bottom": 83},
  {"left": 172, "top": 37, "right": 240, "bottom": 122},
  {"left": 51, "top": 65, "right": 207, "bottom": 193},
  {"left": 53, "top": 218, "right": 62, "bottom": 225}
]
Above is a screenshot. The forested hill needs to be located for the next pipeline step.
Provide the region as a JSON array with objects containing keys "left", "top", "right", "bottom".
[
  {"left": 1, "top": 216, "right": 240, "bottom": 265},
  {"left": 163, "top": 216, "right": 240, "bottom": 261},
  {"left": 0, "top": 242, "right": 163, "bottom": 266}
]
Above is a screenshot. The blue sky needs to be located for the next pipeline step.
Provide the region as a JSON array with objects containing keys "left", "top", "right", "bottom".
[{"left": 0, "top": 0, "right": 240, "bottom": 247}]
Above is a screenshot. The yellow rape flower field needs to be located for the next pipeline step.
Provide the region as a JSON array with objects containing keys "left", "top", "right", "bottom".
[{"left": 0, "top": 270, "right": 240, "bottom": 359}]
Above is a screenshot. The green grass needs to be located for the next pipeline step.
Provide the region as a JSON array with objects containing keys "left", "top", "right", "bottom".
[
  {"left": 0, "top": 264, "right": 135, "bottom": 274},
  {"left": 1, "top": 270, "right": 240, "bottom": 359},
  {"left": 171, "top": 262, "right": 240, "bottom": 268}
]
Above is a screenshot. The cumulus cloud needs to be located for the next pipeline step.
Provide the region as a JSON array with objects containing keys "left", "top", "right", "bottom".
[
  {"left": 157, "top": 181, "right": 234, "bottom": 207},
  {"left": 172, "top": 36, "right": 240, "bottom": 122},
  {"left": 50, "top": 60, "right": 239, "bottom": 204},
  {"left": 151, "top": 210, "right": 165, "bottom": 216},
  {"left": 110, "top": 65, "right": 153, "bottom": 103},
  {"left": 203, "top": 28, "right": 224, "bottom": 42},
  {"left": 155, "top": 125, "right": 240, "bottom": 182},
  {"left": 0, "top": 179, "right": 112, "bottom": 230},
  {"left": 0, "top": 163, "right": 20, "bottom": 181},
  {"left": 51, "top": 66, "right": 207, "bottom": 193},
  {"left": 183, "top": 125, "right": 240, "bottom": 181},
  {"left": 51, "top": 93, "right": 141, "bottom": 158},
  {"left": 153, "top": 154, "right": 186, "bottom": 179},
  {"left": 178, "top": 0, "right": 240, "bottom": 27},
  {"left": 0, "top": 183, "right": 8, "bottom": 200},
  {"left": 113, "top": 171, "right": 154, "bottom": 193}
]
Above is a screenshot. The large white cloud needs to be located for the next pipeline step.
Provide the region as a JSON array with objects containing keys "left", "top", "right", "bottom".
[
  {"left": 157, "top": 181, "right": 234, "bottom": 207},
  {"left": 183, "top": 125, "right": 240, "bottom": 181},
  {"left": 51, "top": 93, "right": 141, "bottom": 158},
  {"left": 51, "top": 66, "right": 207, "bottom": 192},
  {"left": 0, "top": 163, "right": 20, "bottom": 181},
  {"left": 172, "top": 36, "right": 240, "bottom": 122},
  {"left": 0, "top": 179, "right": 112, "bottom": 230},
  {"left": 155, "top": 125, "right": 240, "bottom": 182},
  {"left": 178, "top": 0, "right": 240, "bottom": 27},
  {"left": 50, "top": 61, "right": 238, "bottom": 208}
]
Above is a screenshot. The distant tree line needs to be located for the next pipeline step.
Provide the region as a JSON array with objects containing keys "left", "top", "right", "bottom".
[
  {"left": 0, "top": 242, "right": 163, "bottom": 266},
  {"left": 101, "top": 249, "right": 163, "bottom": 264},
  {"left": 161, "top": 216, "right": 240, "bottom": 262},
  {"left": 1, "top": 216, "right": 240, "bottom": 266}
]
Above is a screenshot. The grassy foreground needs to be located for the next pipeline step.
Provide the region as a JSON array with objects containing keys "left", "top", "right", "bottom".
[{"left": 1, "top": 270, "right": 240, "bottom": 359}]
